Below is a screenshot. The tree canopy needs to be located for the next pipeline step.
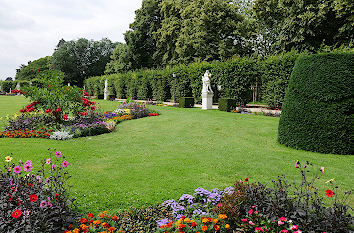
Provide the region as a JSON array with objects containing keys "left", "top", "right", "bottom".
[
  {"left": 52, "top": 38, "right": 116, "bottom": 86},
  {"left": 15, "top": 56, "right": 52, "bottom": 81}
]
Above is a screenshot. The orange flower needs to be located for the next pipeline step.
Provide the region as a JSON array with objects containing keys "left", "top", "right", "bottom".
[
  {"left": 214, "top": 225, "right": 220, "bottom": 231},
  {"left": 88, "top": 213, "right": 94, "bottom": 218},
  {"left": 201, "top": 225, "right": 208, "bottom": 232},
  {"left": 110, "top": 215, "right": 118, "bottom": 221},
  {"left": 102, "top": 222, "right": 110, "bottom": 228},
  {"left": 108, "top": 227, "right": 116, "bottom": 232},
  {"left": 225, "top": 224, "right": 230, "bottom": 229},
  {"left": 202, "top": 217, "right": 209, "bottom": 223},
  {"left": 73, "top": 229, "right": 80, "bottom": 233},
  {"left": 79, "top": 218, "right": 87, "bottom": 223},
  {"left": 218, "top": 214, "right": 227, "bottom": 219},
  {"left": 213, "top": 219, "right": 219, "bottom": 224}
]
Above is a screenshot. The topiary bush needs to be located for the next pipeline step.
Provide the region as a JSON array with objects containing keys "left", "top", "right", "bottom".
[
  {"left": 278, "top": 52, "right": 354, "bottom": 155},
  {"left": 218, "top": 98, "right": 237, "bottom": 112},
  {"left": 179, "top": 97, "right": 194, "bottom": 108}
]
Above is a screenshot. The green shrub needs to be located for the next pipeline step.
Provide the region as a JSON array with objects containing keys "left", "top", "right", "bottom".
[
  {"left": 278, "top": 52, "right": 354, "bottom": 155},
  {"left": 0, "top": 81, "right": 16, "bottom": 93},
  {"left": 218, "top": 98, "right": 237, "bottom": 112},
  {"left": 179, "top": 97, "right": 194, "bottom": 108}
]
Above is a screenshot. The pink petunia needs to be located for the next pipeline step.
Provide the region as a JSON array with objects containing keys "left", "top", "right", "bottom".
[
  {"left": 241, "top": 218, "right": 247, "bottom": 222},
  {"left": 248, "top": 209, "right": 253, "bottom": 215},
  {"left": 279, "top": 217, "right": 287, "bottom": 222},
  {"left": 255, "top": 227, "right": 263, "bottom": 231},
  {"left": 281, "top": 230, "right": 288, "bottom": 233},
  {"left": 249, "top": 221, "right": 255, "bottom": 226},
  {"left": 278, "top": 220, "right": 284, "bottom": 226},
  {"left": 291, "top": 225, "right": 299, "bottom": 230},
  {"left": 55, "top": 151, "right": 62, "bottom": 158},
  {"left": 62, "top": 160, "right": 69, "bottom": 168},
  {"left": 13, "top": 165, "right": 22, "bottom": 174},
  {"left": 40, "top": 200, "right": 47, "bottom": 208}
]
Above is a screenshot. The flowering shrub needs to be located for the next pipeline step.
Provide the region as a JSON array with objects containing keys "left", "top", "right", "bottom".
[
  {"left": 5, "top": 114, "right": 56, "bottom": 131},
  {"left": 236, "top": 206, "right": 302, "bottom": 233},
  {"left": 0, "top": 150, "right": 78, "bottom": 232},
  {"left": 69, "top": 122, "right": 111, "bottom": 137},
  {"left": 240, "top": 161, "right": 353, "bottom": 233},
  {"left": 11, "top": 89, "right": 23, "bottom": 94}
]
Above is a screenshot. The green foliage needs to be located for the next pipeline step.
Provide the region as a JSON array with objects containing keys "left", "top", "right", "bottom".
[
  {"left": 105, "top": 43, "right": 133, "bottom": 74},
  {"left": 155, "top": 0, "right": 252, "bottom": 66},
  {"left": 218, "top": 98, "right": 237, "bottom": 112},
  {"left": 253, "top": 0, "right": 353, "bottom": 52},
  {"left": 15, "top": 56, "right": 52, "bottom": 81},
  {"left": 0, "top": 81, "right": 16, "bottom": 93},
  {"left": 179, "top": 97, "right": 194, "bottom": 108},
  {"left": 278, "top": 52, "right": 354, "bottom": 155},
  {"left": 52, "top": 38, "right": 116, "bottom": 86},
  {"left": 261, "top": 51, "right": 304, "bottom": 108}
]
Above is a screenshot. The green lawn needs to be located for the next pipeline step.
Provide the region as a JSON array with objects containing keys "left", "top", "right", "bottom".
[{"left": 0, "top": 96, "right": 353, "bottom": 214}]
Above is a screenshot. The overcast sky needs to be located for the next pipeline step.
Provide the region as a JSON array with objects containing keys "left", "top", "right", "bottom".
[{"left": 0, "top": 0, "right": 143, "bottom": 80}]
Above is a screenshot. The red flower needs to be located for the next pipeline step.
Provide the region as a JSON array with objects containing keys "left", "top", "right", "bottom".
[
  {"left": 91, "top": 106, "right": 96, "bottom": 110},
  {"left": 79, "top": 112, "right": 88, "bottom": 116},
  {"left": 28, "top": 183, "right": 33, "bottom": 187},
  {"left": 55, "top": 193, "right": 59, "bottom": 200},
  {"left": 79, "top": 218, "right": 87, "bottom": 223},
  {"left": 63, "top": 114, "right": 68, "bottom": 120},
  {"left": 19, "top": 109, "right": 27, "bottom": 113},
  {"left": 326, "top": 189, "right": 334, "bottom": 197},
  {"left": 29, "top": 194, "right": 38, "bottom": 202},
  {"left": 191, "top": 222, "right": 197, "bottom": 227},
  {"left": 244, "top": 177, "right": 249, "bottom": 182},
  {"left": 45, "top": 109, "right": 52, "bottom": 113},
  {"left": 55, "top": 107, "right": 61, "bottom": 113},
  {"left": 88, "top": 213, "right": 94, "bottom": 218},
  {"left": 11, "top": 210, "right": 22, "bottom": 219}
]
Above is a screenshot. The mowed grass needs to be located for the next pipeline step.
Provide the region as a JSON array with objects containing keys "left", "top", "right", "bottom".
[{"left": 0, "top": 96, "right": 353, "bottom": 213}]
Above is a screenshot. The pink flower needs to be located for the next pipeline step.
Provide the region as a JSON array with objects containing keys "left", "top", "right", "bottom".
[
  {"left": 281, "top": 230, "right": 288, "bottom": 233},
  {"left": 13, "top": 165, "right": 22, "bottom": 174},
  {"left": 248, "top": 209, "right": 253, "bottom": 215},
  {"left": 241, "top": 218, "right": 247, "bottom": 222},
  {"left": 279, "top": 217, "right": 287, "bottom": 222},
  {"left": 249, "top": 221, "right": 255, "bottom": 226},
  {"left": 62, "top": 160, "right": 69, "bottom": 168},
  {"left": 46, "top": 158, "right": 51, "bottom": 164},
  {"left": 40, "top": 200, "right": 47, "bottom": 208},
  {"left": 55, "top": 151, "right": 62, "bottom": 158},
  {"left": 23, "top": 162, "right": 33, "bottom": 172},
  {"left": 51, "top": 164, "right": 56, "bottom": 170},
  {"left": 255, "top": 227, "right": 263, "bottom": 231},
  {"left": 291, "top": 225, "right": 299, "bottom": 230},
  {"left": 294, "top": 231, "right": 302, "bottom": 233},
  {"left": 278, "top": 220, "right": 284, "bottom": 226},
  {"left": 320, "top": 167, "right": 325, "bottom": 174},
  {"left": 295, "top": 160, "right": 300, "bottom": 168}
]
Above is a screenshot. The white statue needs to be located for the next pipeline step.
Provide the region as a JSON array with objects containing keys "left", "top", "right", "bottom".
[
  {"left": 201, "top": 70, "right": 214, "bottom": 110},
  {"left": 104, "top": 79, "right": 109, "bottom": 100},
  {"left": 202, "top": 70, "right": 213, "bottom": 94}
]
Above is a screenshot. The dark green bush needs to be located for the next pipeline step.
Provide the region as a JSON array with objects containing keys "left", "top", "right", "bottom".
[
  {"left": 278, "top": 52, "right": 354, "bottom": 154},
  {"left": 0, "top": 81, "right": 16, "bottom": 93},
  {"left": 218, "top": 98, "right": 237, "bottom": 112},
  {"left": 179, "top": 97, "right": 194, "bottom": 108}
]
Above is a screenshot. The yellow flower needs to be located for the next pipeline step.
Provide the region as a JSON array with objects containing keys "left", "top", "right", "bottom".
[
  {"left": 5, "top": 156, "right": 13, "bottom": 163},
  {"left": 73, "top": 228, "right": 80, "bottom": 233},
  {"left": 218, "top": 214, "right": 227, "bottom": 219},
  {"left": 213, "top": 218, "right": 219, "bottom": 224},
  {"left": 225, "top": 224, "right": 230, "bottom": 229},
  {"left": 326, "top": 178, "right": 335, "bottom": 183},
  {"left": 184, "top": 218, "right": 191, "bottom": 223},
  {"left": 124, "top": 109, "right": 131, "bottom": 113}
]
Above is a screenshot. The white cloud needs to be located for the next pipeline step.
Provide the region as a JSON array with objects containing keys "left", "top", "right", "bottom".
[{"left": 0, "top": 0, "right": 142, "bottom": 80}]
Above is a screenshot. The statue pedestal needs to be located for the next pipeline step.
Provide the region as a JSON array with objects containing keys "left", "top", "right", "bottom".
[{"left": 201, "top": 92, "right": 213, "bottom": 110}]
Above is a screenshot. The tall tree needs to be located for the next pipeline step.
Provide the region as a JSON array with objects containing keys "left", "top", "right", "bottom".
[
  {"left": 105, "top": 43, "right": 132, "bottom": 74},
  {"left": 154, "top": 0, "right": 252, "bottom": 65},
  {"left": 253, "top": 0, "right": 353, "bottom": 52},
  {"left": 52, "top": 38, "right": 116, "bottom": 86},
  {"left": 124, "top": 0, "right": 162, "bottom": 69},
  {"left": 15, "top": 56, "right": 52, "bottom": 81}
]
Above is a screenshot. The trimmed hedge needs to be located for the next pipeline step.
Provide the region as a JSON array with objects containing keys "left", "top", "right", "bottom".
[
  {"left": 84, "top": 52, "right": 303, "bottom": 107},
  {"left": 278, "top": 52, "right": 354, "bottom": 155},
  {"left": 0, "top": 81, "right": 31, "bottom": 93},
  {"left": 179, "top": 97, "right": 194, "bottom": 108},
  {"left": 219, "top": 98, "right": 237, "bottom": 112}
]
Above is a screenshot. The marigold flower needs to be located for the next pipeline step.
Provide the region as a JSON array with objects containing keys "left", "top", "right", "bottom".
[
  {"left": 73, "top": 228, "right": 80, "bottom": 233},
  {"left": 102, "top": 222, "right": 110, "bottom": 228},
  {"left": 202, "top": 217, "right": 209, "bottom": 223},
  {"left": 88, "top": 213, "right": 94, "bottom": 218},
  {"left": 213, "top": 218, "right": 219, "bottom": 224},
  {"left": 225, "top": 224, "right": 230, "bottom": 229},
  {"left": 108, "top": 227, "right": 116, "bottom": 232},
  {"left": 79, "top": 218, "right": 87, "bottom": 223},
  {"left": 191, "top": 222, "right": 197, "bottom": 227},
  {"left": 214, "top": 225, "right": 220, "bottom": 231},
  {"left": 218, "top": 214, "right": 227, "bottom": 219},
  {"left": 110, "top": 215, "right": 118, "bottom": 221},
  {"left": 201, "top": 225, "right": 208, "bottom": 232}
]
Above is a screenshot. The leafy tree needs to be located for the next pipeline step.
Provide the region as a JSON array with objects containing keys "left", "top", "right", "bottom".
[
  {"left": 154, "top": 0, "right": 252, "bottom": 65},
  {"left": 15, "top": 57, "right": 52, "bottom": 81},
  {"left": 253, "top": 0, "right": 353, "bottom": 52},
  {"left": 105, "top": 43, "right": 132, "bottom": 74},
  {"left": 52, "top": 38, "right": 116, "bottom": 86}
]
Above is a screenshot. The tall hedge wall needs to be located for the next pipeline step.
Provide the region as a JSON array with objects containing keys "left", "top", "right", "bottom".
[
  {"left": 278, "top": 53, "right": 354, "bottom": 155},
  {"left": 0, "top": 81, "right": 31, "bottom": 93},
  {"left": 84, "top": 52, "right": 301, "bottom": 107}
]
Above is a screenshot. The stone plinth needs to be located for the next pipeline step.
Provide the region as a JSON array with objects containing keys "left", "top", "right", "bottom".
[{"left": 201, "top": 92, "right": 213, "bottom": 110}]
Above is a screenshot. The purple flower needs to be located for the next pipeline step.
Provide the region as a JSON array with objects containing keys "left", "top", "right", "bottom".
[
  {"left": 23, "top": 161, "right": 33, "bottom": 172},
  {"left": 46, "top": 158, "right": 51, "bottom": 164},
  {"left": 62, "top": 160, "right": 69, "bottom": 168},
  {"left": 46, "top": 178, "right": 50, "bottom": 184},
  {"left": 40, "top": 200, "right": 47, "bottom": 208},
  {"left": 10, "top": 179, "right": 13, "bottom": 186},
  {"left": 55, "top": 151, "right": 62, "bottom": 158},
  {"left": 320, "top": 167, "right": 325, "bottom": 174},
  {"left": 13, "top": 165, "right": 22, "bottom": 174},
  {"left": 47, "top": 197, "right": 53, "bottom": 208},
  {"left": 36, "top": 175, "right": 41, "bottom": 183},
  {"left": 51, "top": 164, "right": 56, "bottom": 170},
  {"left": 156, "top": 218, "right": 172, "bottom": 227}
]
